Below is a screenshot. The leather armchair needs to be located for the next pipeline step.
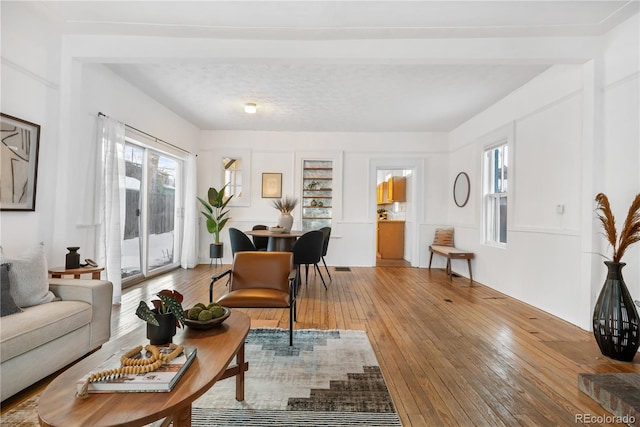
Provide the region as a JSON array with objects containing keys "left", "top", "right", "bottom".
[{"left": 210, "top": 251, "right": 297, "bottom": 345}]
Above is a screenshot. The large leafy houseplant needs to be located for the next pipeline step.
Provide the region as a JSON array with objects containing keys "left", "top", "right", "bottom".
[{"left": 197, "top": 185, "right": 233, "bottom": 244}]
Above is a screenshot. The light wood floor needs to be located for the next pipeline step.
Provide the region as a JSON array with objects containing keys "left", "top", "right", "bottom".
[{"left": 3, "top": 264, "right": 639, "bottom": 426}]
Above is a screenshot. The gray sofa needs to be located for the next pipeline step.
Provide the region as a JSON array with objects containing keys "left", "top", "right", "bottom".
[{"left": 0, "top": 278, "right": 113, "bottom": 401}]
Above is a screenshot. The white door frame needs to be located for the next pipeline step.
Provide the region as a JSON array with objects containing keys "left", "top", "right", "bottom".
[{"left": 369, "top": 158, "right": 425, "bottom": 267}]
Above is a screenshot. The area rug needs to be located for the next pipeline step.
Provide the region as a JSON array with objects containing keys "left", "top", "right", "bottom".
[
  {"left": 192, "top": 328, "right": 402, "bottom": 426},
  {"left": 1, "top": 329, "right": 402, "bottom": 427}
]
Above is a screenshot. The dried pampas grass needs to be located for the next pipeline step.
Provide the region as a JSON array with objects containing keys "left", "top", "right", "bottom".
[{"left": 595, "top": 193, "right": 640, "bottom": 262}]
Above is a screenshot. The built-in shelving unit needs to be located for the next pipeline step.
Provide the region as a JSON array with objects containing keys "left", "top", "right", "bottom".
[{"left": 302, "top": 160, "right": 333, "bottom": 230}]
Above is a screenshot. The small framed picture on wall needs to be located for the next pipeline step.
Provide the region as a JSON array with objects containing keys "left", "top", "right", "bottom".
[{"left": 262, "top": 173, "right": 282, "bottom": 198}]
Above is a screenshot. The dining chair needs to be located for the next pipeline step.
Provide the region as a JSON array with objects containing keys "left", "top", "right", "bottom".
[
  {"left": 319, "top": 226, "right": 332, "bottom": 282},
  {"left": 229, "top": 228, "right": 257, "bottom": 256},
  {"left": 210, "top": 251, "right": 297, "bottom": 345},
  {"left": 292, "top": 230, "right": 327, "bottom": 290},
  {"left": 252, "top": 224, "right": 269, "bottom": 251}
]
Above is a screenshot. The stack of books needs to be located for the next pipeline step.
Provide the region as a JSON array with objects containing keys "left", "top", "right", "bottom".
[{"left": 76, "top": 346, "right": 197, "bottom": 393}]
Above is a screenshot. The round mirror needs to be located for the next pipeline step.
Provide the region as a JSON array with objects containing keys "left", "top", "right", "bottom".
[{"left": 453, "top": 172, "right": 470, "bottom": 207}]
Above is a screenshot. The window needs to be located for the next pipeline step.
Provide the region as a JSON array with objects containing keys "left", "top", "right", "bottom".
[
  {"left": 223, "top": 157, "right": 242, "bottom": 199},
  {"left": 483, "top": 143, "right": 508, "bottom": 245}
]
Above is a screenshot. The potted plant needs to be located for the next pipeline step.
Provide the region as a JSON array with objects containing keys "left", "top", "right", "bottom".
[
  {"left": 136, "top": 290, "right": 185, "bottom": 345},
  {"left": 198, "top": 185, "right": 233, "bottom": 260},
  {"left": 593, "top": 192, "right": 640, "bottom": 361},
  {"left": 272, "top": 196, "right": 298, "bottom": 232}
]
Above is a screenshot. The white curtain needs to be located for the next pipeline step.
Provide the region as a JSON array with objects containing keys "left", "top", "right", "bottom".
[
  {"left": 96, "top": 115, "right": 126, "bottom": 304},
  {"left": 180, "top": 154, "right": 198, "bottom": 268}
]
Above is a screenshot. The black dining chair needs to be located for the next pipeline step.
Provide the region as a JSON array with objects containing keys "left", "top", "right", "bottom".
[
  {"left": 292, "top": 230, "right": 327, "bottom": 290},
  {"left": 229, "top": 228, "right": 257, "bottom": 256},
  {"left": 319, "top": 226, "right": 332, "bottom": 282},
  {"left": 252, "top": 224, "right": 269, "bottom": 251}
]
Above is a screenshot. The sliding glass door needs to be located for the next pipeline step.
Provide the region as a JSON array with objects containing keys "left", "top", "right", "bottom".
[{"left": 122, "top": 139, "right": 182, "bottom": 282}]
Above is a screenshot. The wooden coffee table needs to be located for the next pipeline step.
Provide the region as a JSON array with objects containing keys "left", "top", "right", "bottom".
[{"left": 38, "top": 310, "right": 250, "bottom": 427}]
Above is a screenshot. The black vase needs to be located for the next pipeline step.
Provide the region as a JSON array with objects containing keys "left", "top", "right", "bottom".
[
  {"left": 65, "top": 247, "right": 80, "bottom": 269},
  {"left": 592, "top": 261, "right": 640, "bottom": 362},
  {"left": 146, "top": 310, "right": 177, "bottom": 345}
]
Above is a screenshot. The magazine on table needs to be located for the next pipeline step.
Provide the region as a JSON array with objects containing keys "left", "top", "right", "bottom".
[{"left": 76, "top": 345, "right": 197, "bottom": 393}]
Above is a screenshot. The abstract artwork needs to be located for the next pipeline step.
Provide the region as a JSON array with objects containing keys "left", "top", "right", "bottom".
[
  {"left": 0, "top": 113, "right": 40, "bottom": 211},
  {"left": 262, "top": 172, "right": 282, "bottom": 198}
]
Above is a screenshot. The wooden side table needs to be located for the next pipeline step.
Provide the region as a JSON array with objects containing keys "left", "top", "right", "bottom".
[{"left": 49, "top": 266, "right": 104, "bottom": 280}]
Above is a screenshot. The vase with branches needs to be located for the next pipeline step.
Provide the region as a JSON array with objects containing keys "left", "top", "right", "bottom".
[
  {"left": 592, "top": 192, "right": 640, "bottom": 361},
  {"left": 272, "top": 196, "right": 298, "bottom": 232}
]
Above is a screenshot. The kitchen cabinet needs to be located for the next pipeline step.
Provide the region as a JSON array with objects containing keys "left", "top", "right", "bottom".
[
  {"left": 377, "top": 177, "right": 405, "bottom": 204},
  {"left": 387, "top": 176, "right": 406, "bottom": 202},
  {"left": 377, "top": 220, "right": 405, "bottom": 259}
]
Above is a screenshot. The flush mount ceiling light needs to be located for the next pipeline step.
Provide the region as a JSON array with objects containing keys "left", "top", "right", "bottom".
[{"left": 244, "top": 103, "right": 257, "bottom": 114}]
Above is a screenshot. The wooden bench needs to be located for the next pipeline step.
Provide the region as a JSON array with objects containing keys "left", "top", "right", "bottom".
[{"left": 428, "top": 245, "right": 474, "bottom": 282}]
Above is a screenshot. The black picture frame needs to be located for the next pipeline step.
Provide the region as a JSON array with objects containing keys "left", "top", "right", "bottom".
[{"left": 0, "top": 113, "right": 40, "bottom": 211}]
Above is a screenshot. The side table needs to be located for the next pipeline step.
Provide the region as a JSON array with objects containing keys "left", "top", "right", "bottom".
[{"left": 49, "top": 266, "right": 104, "bottom": 280}]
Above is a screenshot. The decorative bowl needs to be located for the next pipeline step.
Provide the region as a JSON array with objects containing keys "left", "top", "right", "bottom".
[
  {"left": 269, "top": 227, "right": 285, "bottom": 234},
  {"left": 184, "top": 307, "right": 231, "bottom": 330}
]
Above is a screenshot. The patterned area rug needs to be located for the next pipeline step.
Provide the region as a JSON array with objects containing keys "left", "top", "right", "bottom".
[
  {"left": 192, "top": 328, "right": 402, "bottom": 426},
  {"left": 1, "top": 329, "right": 401, "bottom": 427}
]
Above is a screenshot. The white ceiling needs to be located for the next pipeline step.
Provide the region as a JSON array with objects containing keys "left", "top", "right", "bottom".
[{"left": 32, "top": 1, "right": 639, "bottom": 132}]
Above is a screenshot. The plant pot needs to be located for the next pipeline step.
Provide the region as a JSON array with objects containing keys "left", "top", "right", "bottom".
[
  {"left": 146, "top": 310, "right": 177, "bottom": 345},
  {"left": 592, "top": 261, "right": 640, "bottom": 362},
  {"left": 278, "top": 213, "right": 294, "bottom": 232},
  {"left": 210, "top": 243, "right": 223, "bottom": 259}
]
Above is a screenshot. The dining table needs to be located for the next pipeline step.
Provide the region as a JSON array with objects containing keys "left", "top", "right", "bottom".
[{"left": 244, "top": 229, "right": 305, "bottom": 252}]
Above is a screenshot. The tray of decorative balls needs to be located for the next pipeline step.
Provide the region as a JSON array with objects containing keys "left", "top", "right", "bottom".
[{"left": 183, "top": 302, "right": 231, "bottom": 329}]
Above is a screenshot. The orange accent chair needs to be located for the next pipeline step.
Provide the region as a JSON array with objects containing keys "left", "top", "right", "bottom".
[{"left": 210, "top": 251, "right": 297, "bottom": 345}]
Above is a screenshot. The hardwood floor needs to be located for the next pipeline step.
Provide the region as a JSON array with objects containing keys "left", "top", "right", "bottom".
[{"left": 3, "top": 264, "right": 639, "bottom": 426}]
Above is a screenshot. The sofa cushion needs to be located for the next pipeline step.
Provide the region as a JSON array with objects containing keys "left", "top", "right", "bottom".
[
  {"left": 1, "top": 264, "right": 23, "bottom": 317},
  {"left": 1, "top": 244, "right": 55, "bottom": 308},
  {"left": 0, "top": 300, "right": 91, "bottom": 363}
]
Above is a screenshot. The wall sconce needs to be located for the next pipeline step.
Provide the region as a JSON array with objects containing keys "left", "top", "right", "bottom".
[{"left": 244, "top": 103, "right": 257, "bottom": 114}]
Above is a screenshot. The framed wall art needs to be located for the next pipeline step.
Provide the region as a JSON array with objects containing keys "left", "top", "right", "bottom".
[
  {"left": 0, "top": 113, "right": 40, "bottom": 211},
  {"left": 262, "top": 173, "right": 282, "bottom": 198}
]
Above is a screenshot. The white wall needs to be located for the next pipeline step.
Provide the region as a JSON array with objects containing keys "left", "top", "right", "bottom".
[
  {"left": 0, "top": 2, "right": 62, "bottom": 259},
  {"left": 446, "top": 14, "right": 639, "bottom": 330},
  {"left": 56, "top": 63, "right": 201, "bottom": 266},
  {"left": 197, "top": 131, "right": 448, "bottom": 266},
  {"left": 0, "top": 2, "right": 200, "bottom": 266},
  {"left": 600, "top": 14, "right": 640, "bottom": 306}
]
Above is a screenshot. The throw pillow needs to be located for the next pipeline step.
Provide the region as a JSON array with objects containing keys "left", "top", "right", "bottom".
[
  {"left": 433, "top": 227, "right": 454, "bottom": 246},
  {"left": 1, "top": 263, "right": 23, "bottom": 317},
  {"left": 1, "top": 244, "right": 55, "bottom": 308}
]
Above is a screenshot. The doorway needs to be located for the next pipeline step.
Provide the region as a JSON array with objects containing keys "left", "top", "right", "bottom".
[
  {"left": 121, "top": 138, "right": 183, "bottom": 284},
  {"left": 370, "top": 158, "right": 424, "bottom": 268}
]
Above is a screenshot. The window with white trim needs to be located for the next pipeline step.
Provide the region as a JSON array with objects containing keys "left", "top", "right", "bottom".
[{"left": 483, "top": 142, "right": 508, "bottom": 245}]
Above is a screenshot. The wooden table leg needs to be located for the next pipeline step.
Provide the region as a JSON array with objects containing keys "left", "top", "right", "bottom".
[
  {"left": 236, "top": 342, "right": 245, "bottom": 401},
  {"left": 91, "top": 272, "right": 101, "bottom": 279},
  {"left": 467, "top": 259, "right": 473, "bottom": 283},
  {"left": 171, "top": 404, "right": 192, "bottom": 427},
  {"left": 428, "top": 251, "right": 434, "bottom": 269}
]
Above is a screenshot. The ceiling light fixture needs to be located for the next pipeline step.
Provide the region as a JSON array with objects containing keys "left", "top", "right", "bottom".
[{"left": 244, "top": 103, "right": 257, "bottom": 114}]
